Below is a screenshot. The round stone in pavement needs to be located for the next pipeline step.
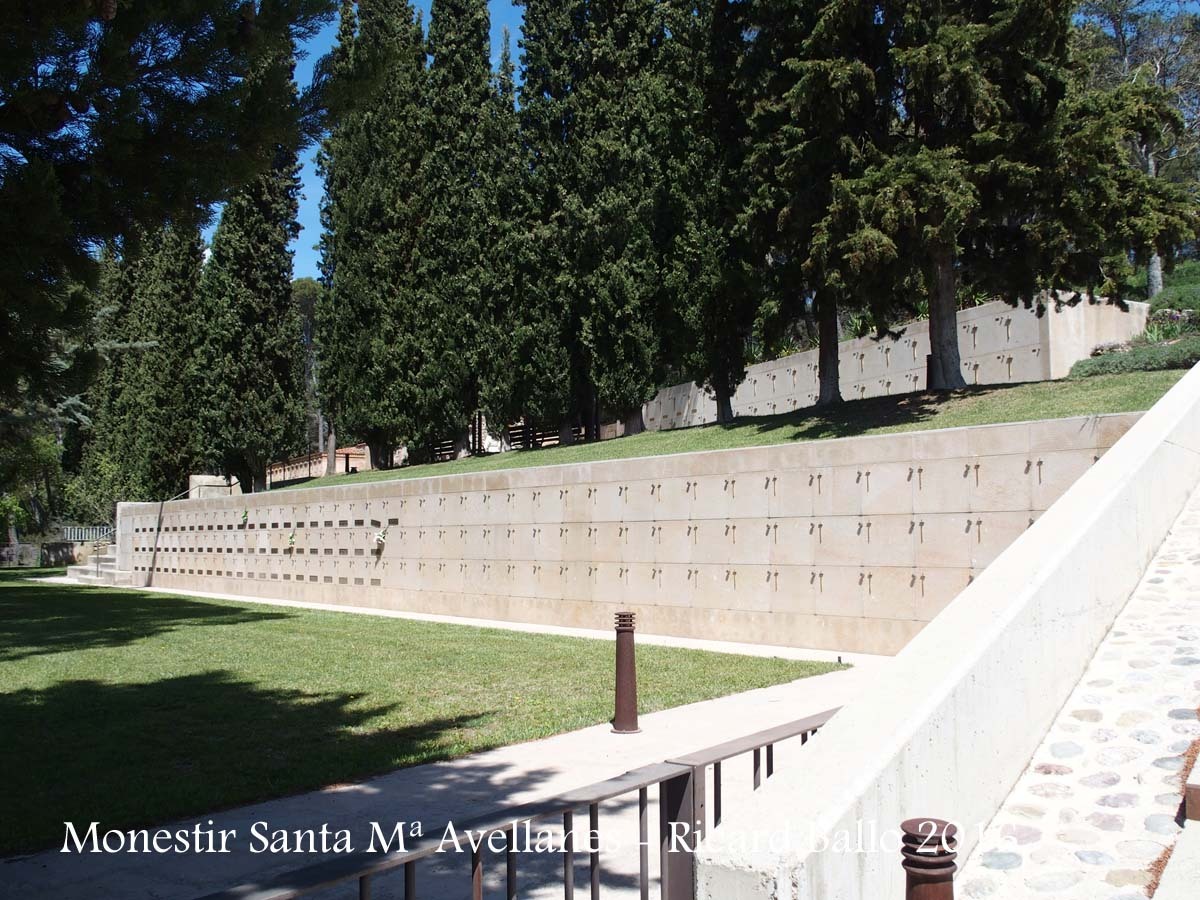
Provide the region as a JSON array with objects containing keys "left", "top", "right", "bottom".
[
  {"left": 1080, "top": 771, "right": 1121, "bottom": 788},
  {"left": 1144, "top": 813, "right": 1182, "bottom": 835},
  {"left": 1024, "top": 871, "right": 1082, "bottom": 892},
  {"left": 1030, "top": 783, "right": 1073, "bottom": 799},
  {"left": 1071, "top": 709, "right": 1103, "bottom": 722},
  {"left": 1076, "top": 849, "right": 1115, "bottom": 865},
  {"left": 1131, "top": 729, "right": 1160, "bottom": 744},
  {"left": 1097, "top": 793, "right": 1138, "bottom": 808},
  {"left": 1168, "top": 708, "right": 1198, "bottom": 719},
  {"left": 999, "top": 824, "right": 1041, "bottom": 845},
  {"left": 1153, "top": 755, "right": 1185, "bottom": 771},
  {"left": 1117, "top": 839, "right": 1167, "bottom": 861},
  {"left": 980, "top": 850, "right": 1022, "bottom": 870},
  {"left": 1050, "top": 741, "right": 1083, "bottom": 758},
  {"left": 960, "top": 877, "right": 996, "bottom": 898},
  {"left": 1097, "top": 747, "right": 1141, "bottom": 765},
  {"left": 1035, "top": 763, "right": 1072, "bottom": 775}
]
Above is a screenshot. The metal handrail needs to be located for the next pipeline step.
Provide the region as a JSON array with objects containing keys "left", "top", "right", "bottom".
[{"left": 195, "top": 707, "right": 840, "bottom": 900}]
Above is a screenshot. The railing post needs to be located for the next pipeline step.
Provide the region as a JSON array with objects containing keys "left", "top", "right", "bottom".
[
  {"left": 659, "top": 769, "right": 695, "bottom": 900},
  {"left": 613, "top": 611, "right": 639, "bottom": 733},
  {"left": 900, "top": 818, "right": 957, "bottom": 900}
]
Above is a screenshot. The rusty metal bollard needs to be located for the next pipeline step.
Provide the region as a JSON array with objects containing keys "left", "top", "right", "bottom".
[
  {"left": 612, "top": 611, "right": 640, "bottom": 733},
  {"left": 900, "top": 818, "right": 957, "bottom": 900}
]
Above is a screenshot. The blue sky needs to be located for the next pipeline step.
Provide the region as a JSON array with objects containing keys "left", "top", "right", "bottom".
[{"left": 286, "top": 1, "right": 524, "bottom": 280}]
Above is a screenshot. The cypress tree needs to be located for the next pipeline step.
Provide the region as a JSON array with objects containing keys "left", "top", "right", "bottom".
[
  {"left": 72, "top": 227, "right": 208, "bottom": 517},
  {"left": 196, "top": 40, "right": 307, "bottom": 491},
  {"left": 316, "top": 0, "right": 427, "bottom": 468},
  {"left": 657, "top": 0, "right": 755, "bottom": 424},
  {"left": 513, "top": 0, "right": 588, "bottom": 437},
  {"left": 412, "top": 0, "right": 497, "bottom": 455}
]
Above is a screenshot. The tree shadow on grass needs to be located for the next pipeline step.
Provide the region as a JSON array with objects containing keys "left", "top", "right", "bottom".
[
  {"left": 0, "top": 670, "right": 500, "bottom": 856},
  {"left": 0, "top": 573, "right": 291, "bottom": 662},
  {"left": 0, "top": 671, "right": 656, "bottom": 900},
  {"left": 729, "top": 383, "right": 1037, "bottom": 443}
]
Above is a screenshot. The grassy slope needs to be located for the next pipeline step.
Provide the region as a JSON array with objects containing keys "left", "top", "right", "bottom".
[
  {"left": 288, "top": 370, "right": 1185, "bottom": 491},
  {"left": 0, "top": 571, "right": 840, "bottom": 854}
]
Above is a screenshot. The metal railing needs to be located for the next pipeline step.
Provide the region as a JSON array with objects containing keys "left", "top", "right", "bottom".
[
  {"left": 196, "top": 707, "right": 838, "bottom": 900},
  {"left": 61, "top": 525, "right": 114, "bottom": 543}
]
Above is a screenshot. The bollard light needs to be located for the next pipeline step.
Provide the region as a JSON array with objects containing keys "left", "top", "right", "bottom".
[
  {"left": 612, "top": 610, "right": 640, "bottom": 734},
  {"left": 900, "top": 818, "right": 957, "bottom": 900}
]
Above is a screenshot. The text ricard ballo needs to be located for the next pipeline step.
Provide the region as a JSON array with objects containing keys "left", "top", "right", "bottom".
[{"left": 61, "top": 818, "right": 675, "bottom": 856}]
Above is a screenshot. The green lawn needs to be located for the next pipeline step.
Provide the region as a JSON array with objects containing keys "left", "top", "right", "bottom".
[
  {"left": 0, "top": 571, "right": 839, "bottom": 855},
  {"left": 288, "top": 369, "right": 1186, "bottom": 490}
]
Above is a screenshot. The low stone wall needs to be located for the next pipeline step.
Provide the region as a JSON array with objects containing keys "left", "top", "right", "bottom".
[
  {"left": 644, "top": 297, "right": 1148, "bottom": 430},
  {"left": 694, "top": 364, "right": 1200, "bottom": 898},
  {"left": 119, "top": 412, "right": 1138, "bottom": 655}
]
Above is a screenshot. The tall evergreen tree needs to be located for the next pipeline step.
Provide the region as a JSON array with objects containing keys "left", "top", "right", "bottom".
[
  {"left": 477, "top": 29, "right": 537, "bottom": 437},
  {"left": 411, "top": 0, "right": 497, "bottom": 455},
  {"left": 658, "top": 0, "right": 755, "bottom": 424},
  {"left": 196, "top": 33, "right": 307, "bottom": 491},
  {"left": 513, "top": 0, "right": 588, "bottom": 436},
  {"left": 742, "top": 1, "right": 895, "bottom": 406},
  {"left": 72, "top": 227, "right": 208, "bottom": 518},
  {"left": 316, "top": 0, "right": 427, "bottom": 469}
]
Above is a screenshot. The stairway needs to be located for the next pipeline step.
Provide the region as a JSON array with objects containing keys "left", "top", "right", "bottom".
[{"left": 66, "top": 544, "right": 133, "bottom": 587}]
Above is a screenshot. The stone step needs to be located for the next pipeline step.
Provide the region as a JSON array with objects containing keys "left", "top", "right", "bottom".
[{"left": 66, "top": 566, "right": 132, "bottom": 587}]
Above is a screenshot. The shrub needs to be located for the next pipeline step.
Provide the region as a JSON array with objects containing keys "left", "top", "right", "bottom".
[{"left": 1070, "top": 335, "right": 1200, "bottom": 378}]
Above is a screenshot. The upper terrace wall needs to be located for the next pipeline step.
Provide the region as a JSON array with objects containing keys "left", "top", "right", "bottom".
[
  {"left": 118, "top": 413, "right": 1139, "bottom": 655},
  {"left": 644, "top": 298, "right": 1148, "bottom": 430}
]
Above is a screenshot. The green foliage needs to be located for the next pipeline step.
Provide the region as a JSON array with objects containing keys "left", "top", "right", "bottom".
[
  {"left": 1069, "top": 334, "right": 1200, "bottom": 377},
  {"left": 194, "top": 42, "right": 308, "bottom": 491},
  {"left": 0, "top": 0, "right": 335, "bottom": 418},
  {"left": 315, "top": 0, "right": 428, "bottom": 466},
  {"left": 1149, "top": 260, "right": 1200, "bottom": 311},
  {"left": 67, "top": 228, "right": 209, "bottom": 521}
]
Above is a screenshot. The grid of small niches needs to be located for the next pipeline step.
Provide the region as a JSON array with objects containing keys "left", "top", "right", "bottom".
[{"left": 129, "top": 517, "right": 397, "bottom": 587}]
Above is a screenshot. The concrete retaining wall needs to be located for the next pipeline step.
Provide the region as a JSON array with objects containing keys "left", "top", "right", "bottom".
[
  {"left": 644, "top": 297, "right": 1148, "bottom": 430},
  {"left": 118, "top": 412, "right": 1139, "bottom": 655},
  {"left": 694, "top": 364, "right": 1200, "bottom": 898}
]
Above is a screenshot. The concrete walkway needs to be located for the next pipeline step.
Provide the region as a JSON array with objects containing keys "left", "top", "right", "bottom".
[
  {"left": 958, "top": 486, "right": 1200, "bottom": 899},
  {"left": 2, "top": 586, "right": 886, "bottom": 900}
]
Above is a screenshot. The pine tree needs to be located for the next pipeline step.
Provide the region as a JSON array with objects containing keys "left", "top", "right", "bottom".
[
  {"left": 196, "top": 39, "right": 307, "bottom": 492},
  {"left": 1, "top": 0, "right": 335, "bottom": 416},
  {"left": 741, "top": 1, "right": 893, "bottom": 406},
  {"left": 316, "top": 0, "right": 427, "bottom": 469}
]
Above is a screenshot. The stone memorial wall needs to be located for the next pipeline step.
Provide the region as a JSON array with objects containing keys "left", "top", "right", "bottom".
[
  {"left": 118, "top": 412, "right": 1139, "bottom": 655},
  {"left": 643, "top": 297, "right": 1148, "bottom": 431}
]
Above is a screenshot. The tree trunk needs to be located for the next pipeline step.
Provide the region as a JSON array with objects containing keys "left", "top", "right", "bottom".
[
  {"left": 815, "top": 292, "right": 843, "bottom": 406},
  {"left": 252, "top": 467, "right": 267, "bottom": 493},
  {"left": 324, "top": 424, "right": 337, "bottom": 476},
  {"left": 559, "top": 422, "right": 576, "bottom": 446},
  {"left": 623, "top": 408, "right": 645, "bottom": 436},
  {"left": 714, "top": 381, "right": 735, "bottom": 423},
  {"left": 927, "top": 246, "right": 967, "bottom": 390},
  {"left": 1148, "top": 253, "right": 1164, "bottom": 299},
  {"left": 452, "top": 430, "right": 471, "bottom": 459},
  {"left": 367, "top": 438, "right": 394, "bottom": 471},
  {"left": 231, "top": 464, "right": 253, "bottom": 496}
]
